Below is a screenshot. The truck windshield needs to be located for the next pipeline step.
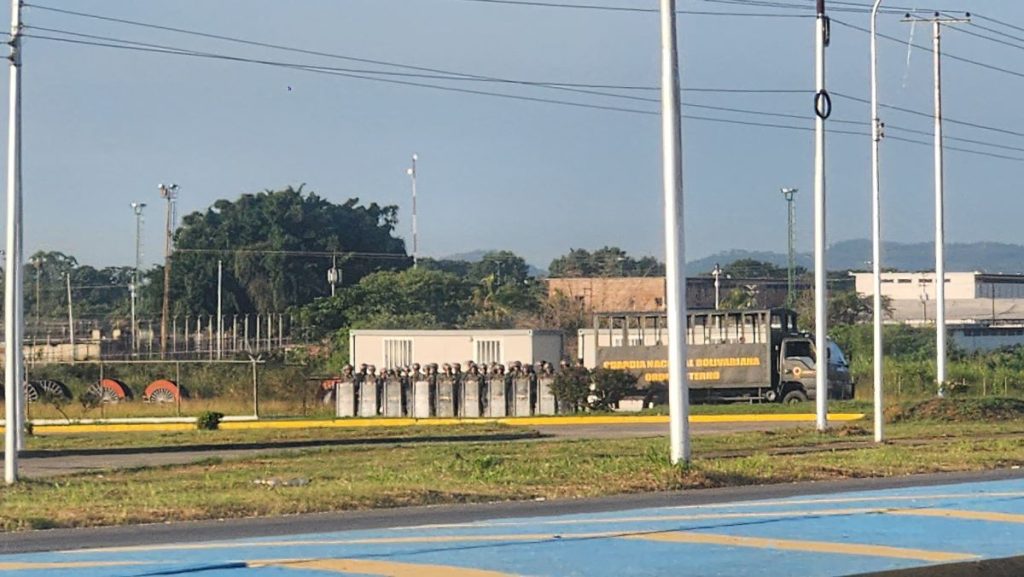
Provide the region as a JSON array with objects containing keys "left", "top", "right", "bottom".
[{"left": 827, "top": 341, "right": 848, "bottom": 366}]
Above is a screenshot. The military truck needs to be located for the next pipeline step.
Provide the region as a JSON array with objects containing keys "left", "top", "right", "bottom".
[{"left": 577, "top": 308, "right": 853, "bottom": 403}]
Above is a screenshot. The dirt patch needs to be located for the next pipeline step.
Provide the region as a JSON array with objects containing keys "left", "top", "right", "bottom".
[{"left": 886, "top": 397, "right": 1024, "bottom": 423}]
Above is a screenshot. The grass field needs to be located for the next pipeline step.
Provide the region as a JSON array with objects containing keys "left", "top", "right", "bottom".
[{"left": 2, "top": 418, "right": 1024, "bottom": 531}]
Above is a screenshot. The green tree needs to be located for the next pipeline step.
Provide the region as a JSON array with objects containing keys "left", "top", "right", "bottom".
[
  {"left": 548, "top": 247, "right": 663, "bottom": 278},
  {"left": 293, "top": 268, "right": 473, "bottom": 339},
  {"left": 171, "top": 186, "right": 408, "bottom": 315}
]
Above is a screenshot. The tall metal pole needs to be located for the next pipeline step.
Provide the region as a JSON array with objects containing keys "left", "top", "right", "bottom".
[
  {"left": 4, "top": 0, "right": 23, "bottom": 483},
  {"left": 813, "top": 0, "right": 830, "bottom": 431},
  {"left": 870, "top": 0, "right": 885, "bottom": 442},
  {"left": 66, "top": 273, "right": 74, "bottom": 364},
  {"left": 130, "top": 202, "right": 145, "bottom": 356},
  {"left": 781, "top": 187, "right": 798, "bottom": 308},
  {"left": 903, "top": 12, "right": 969, "bottom": 396},
  {"left": 407, "top": 154, "right": 418, "bottom": 268},
  {"left": 216, "top": 259, "right": 223, "bottom": 360},
  {"left": 660, "top": 0, "right": 689, "bottom": 465},
  {"left": 933, "top": 19, "right": 946, "bottom": 396},
  {"left": 159, "top": 183, "right": 177, "bottom": 359}
]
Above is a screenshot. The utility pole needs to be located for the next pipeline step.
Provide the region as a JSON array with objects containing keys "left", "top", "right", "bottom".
[
  {"left": 780, "top": 187, "right": 798, "bottom": 308},
  {"left": 4, "top": 0, "right": 23, "bottom": 483},
  {"left": 813, "top": 0, "right": 831, "bottom": 431},
  {"left": 217, "top": 259, "right": 223, "bottom": 360},
  {"left": 130, "top": 202, "right": 146, "bottom": 356},
  {"left": 712, "top": 263, "right": 722, "bottom": 310},
  {"left": 159, "top": 183, "right": 178, "bottom": 358},
  {"left": 870, "top": 0, "right": 885, "bottom": 443},
  {"left": 902, "top": 11, "right": 969, "bottom": 397},
  {"left": 406, "top": 154, "right": 418, "bottom": 268},
  {"left": 66, "top": 272, "right": 74, "bottom": 365},
  {"left": 660, "top": 0, "right": 689, "bottom": 465}
]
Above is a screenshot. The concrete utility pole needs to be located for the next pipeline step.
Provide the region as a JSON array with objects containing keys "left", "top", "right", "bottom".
[
  {"left": 66, "top": 272, "right": 74, "bottom": 364},
  {"left": 5, "top": 0, "right": 24, "bottom": 483},
  {"left": 159, "top": 183, "right": 178, "bottom": 358},
  {"left": 712, "top": 263, "right": 722, "bottom": 310},
  {"left": 130, "top": 202, "right": 146, "bottom": 356},
  {"left": 780, "top": 187, "right": 798, "bottom": 308},
  {"left": 870, "top": 0, "right": 885, "bottom": 443},
  {"left": 902, "top": 11, "right": 969, "bottom": 397},
  {"left": 406, "top": 154, "right": 418, "bottom": 268},
  {"left": 813, "top": 0, "right": 831, "bottom": 431},
  {"left": 660, "top": 0, "right": 690, "bottom": 465}
]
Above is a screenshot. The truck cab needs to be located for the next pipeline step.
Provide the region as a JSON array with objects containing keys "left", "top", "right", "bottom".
[{"left": 777, "top": 336, "right": 853, "bottom": 403}]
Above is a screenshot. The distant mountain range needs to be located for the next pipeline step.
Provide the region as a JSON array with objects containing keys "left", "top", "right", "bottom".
[{"left": 689, "top": 240, "right": 1024, "bottom": 275}]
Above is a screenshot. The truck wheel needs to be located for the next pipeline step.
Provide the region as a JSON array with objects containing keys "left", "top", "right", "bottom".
[{"left": 782, "top": 389, "right": 808, "bottom": 404}]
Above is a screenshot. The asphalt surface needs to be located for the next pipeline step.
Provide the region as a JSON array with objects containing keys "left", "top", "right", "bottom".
[
  {"left": 9, "top": 420, "right": 808, "bottom": 478},
  {"left": 3, "top": 469, "right": 1024, "bottom": 576}
]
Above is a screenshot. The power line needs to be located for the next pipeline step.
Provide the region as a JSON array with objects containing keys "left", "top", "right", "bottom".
[
  {"left": 831, "top": 92, "right": 1024, "bottom": 140},
  {"left": 25, "top": 3, "right": 802, "bottom": 96},
  {"left": 450, "top": 0, "right": 812, "bottom": 17},
  {"left": 832, "top": 18, "right": 1024, "bottom": 83},
  {"left": 26, "top": 32, "right": 1024, "bottom": 162}
]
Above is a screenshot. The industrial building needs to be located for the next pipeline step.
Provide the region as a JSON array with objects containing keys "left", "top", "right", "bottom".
[{"left": 852, "top": 272, "right": 1024, "bottom": 352}]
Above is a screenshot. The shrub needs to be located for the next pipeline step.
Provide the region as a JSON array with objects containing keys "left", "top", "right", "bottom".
[{"left": 196, "top": 411, "right": 224, "bottom": 430}]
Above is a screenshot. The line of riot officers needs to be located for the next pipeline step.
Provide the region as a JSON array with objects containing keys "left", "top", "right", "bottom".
[{"left": 333, "top": 361, "right": 559, "bottom": 418}]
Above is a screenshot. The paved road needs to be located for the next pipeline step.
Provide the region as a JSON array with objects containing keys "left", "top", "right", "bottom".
[
  {"left": 3, "top": 470, "right": 1024, "bottom": 576},
  {"left": 11, "top": 420, "right": 807, "bottom": 478}
]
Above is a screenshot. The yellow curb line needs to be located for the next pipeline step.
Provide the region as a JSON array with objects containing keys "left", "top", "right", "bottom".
[{"left": 2, "top": 413, "right": 864, "bottom": 434}]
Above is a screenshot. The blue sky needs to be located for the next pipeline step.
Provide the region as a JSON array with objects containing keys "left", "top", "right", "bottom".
[{"left": 5, "top": 0, "right": 1023, "bottom": 270}]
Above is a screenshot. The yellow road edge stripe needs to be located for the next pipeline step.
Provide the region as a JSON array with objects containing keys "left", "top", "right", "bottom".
[
  {"left": 31, "top": 423, "right": 196, "bottom": 434},
  {"left": 888, "top": 508, "right": 1024, "bottom": 523},
  {"left": 5, "top": 412, "right": 866, "bottom": 434},
  {"left": 254, "top": 557, "right": 517, "bottom": 577},
  {"left": 0, "top": 560, "right": 151, "bottom": 570},
  {"left": 622, "top": 531, "right": 977, "bottom": 562}
]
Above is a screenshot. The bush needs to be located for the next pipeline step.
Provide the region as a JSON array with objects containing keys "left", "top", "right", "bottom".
[
  {"left": 196, "top": 411, "right": 224, "bottom": 430},
  {"left": 588, "top": 369, "right": 637, "bottom": 410},
  {"left": 550, "top": 366, "right": 591, "bottom": 413}
]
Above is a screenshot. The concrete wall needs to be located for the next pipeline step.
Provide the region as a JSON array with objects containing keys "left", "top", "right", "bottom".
[{"left": 349, "top": 330, "right": 564, "bottom": 368}]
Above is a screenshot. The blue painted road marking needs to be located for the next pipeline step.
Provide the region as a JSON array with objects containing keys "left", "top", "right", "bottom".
[{"left": 4, "top": 476, "right": 1024, "bottom": 576}]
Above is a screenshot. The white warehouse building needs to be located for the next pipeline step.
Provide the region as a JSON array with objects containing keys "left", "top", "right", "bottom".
[{"left": 348, "top": 329, "right": 564, "bottom": 369}]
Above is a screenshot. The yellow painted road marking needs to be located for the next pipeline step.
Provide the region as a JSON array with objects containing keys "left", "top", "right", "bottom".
[
  {"left": 623, "top": 531, "right": 977, "bottom": 562},
  {"left": 888, "top": 508, "right": 1024, "bottom": 523},
  {"left": 0, "top": 560, "right": 151, "bottom": 570},
  {"left": 254, "top": 558, "right": 516, "bottom": 576},
  {"left": 3, "top": 412, "right": 866, "bottom": 434}
]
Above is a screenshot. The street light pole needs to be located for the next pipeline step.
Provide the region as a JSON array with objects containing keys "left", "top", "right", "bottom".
[
  {"left": 406, "top": 154, "right": 418, "bottom": 268},
  {"left": 4, "top": 0, "right": 23, "bottom": 484},
  {"left": 131, "top": 202, "right": 146, "bottom": 356},
  {"left": 813, "top": 0, "right": 831, "bottom": 431},
  {"left": 159, "top": 184, "right": 178, "bottom": 358},
  {"left": 870, "top": 0, "right": 885, "bottom": 443},
  {"left": 780, "top": 187, "right": 798, "bottom": 308},
  {"left": 660, "top": 0, "right": 690, "bottom": 465}
]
